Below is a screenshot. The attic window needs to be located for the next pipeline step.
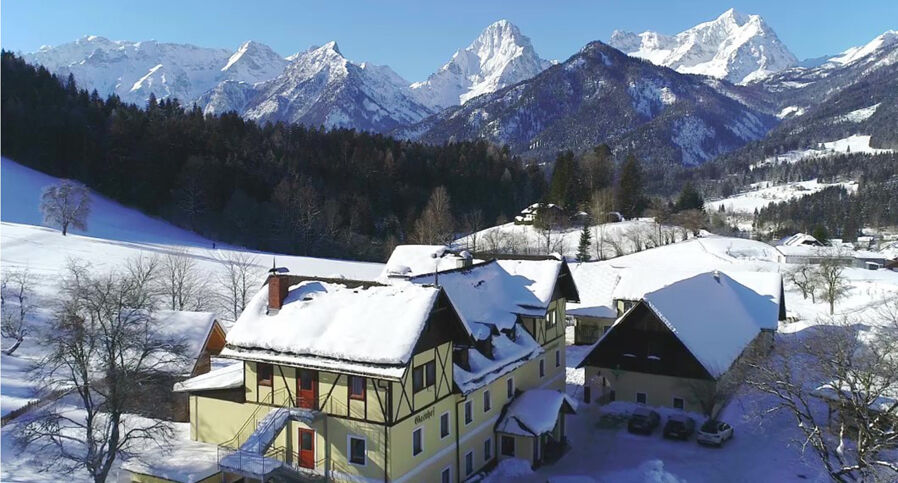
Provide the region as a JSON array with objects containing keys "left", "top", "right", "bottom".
[
  {"left": 257, "top": 363, "right": 273, "bottom": 387},
  {"left": 349, "top": 376, "right": 366, "bottom": 400}
]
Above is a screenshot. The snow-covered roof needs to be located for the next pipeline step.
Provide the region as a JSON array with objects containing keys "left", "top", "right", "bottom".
[
  {"left": 173, "top": 360, "right": 243, "bottom": 393},
  {"left": 495, "top": 389, "right": 577, "bottom": 437},
  {"left": 380, "top": 245, "right": 472, "bottom": 280},
  {"left": 222, "top": 279, "right": 441, "bottom": 379},
  {"left": 640, "top": 271, "right": 779, "bottom": 378},
  {"left": 567, "top": 263, "right": 619, "bottom": 319},
  {"left": 122, "top": 435, "right": 220, "bottom": 482},
  {"left": 812, "top": 382, "right": 898, "bottom": 413},
  {"left": 775, "top": 245, "right": 850, "bottom": 258},
  {"left": 152, "top": 310, "right": 219, "bottom": 375},
  {"left": 408, "top": 259, "right": 570, "bottom": 336},
  {"left": 777, "top": 233, "right": 822, "bottom": 247},
  {"left": 454, "top": 324, "right": 543, "bottom": 394}
]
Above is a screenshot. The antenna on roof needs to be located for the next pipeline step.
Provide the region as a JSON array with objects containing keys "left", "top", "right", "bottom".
[{"left": 268, "top": 257, "right": 289, "bottom": 275}]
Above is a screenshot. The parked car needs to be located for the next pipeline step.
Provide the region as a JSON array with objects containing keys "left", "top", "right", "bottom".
[
  {"left": 627, "top": 407, "right": 661, "bottom": 435},
  {"left": 663, "top": 414, "right": 696, "bottom": 440},
  {"left": 696, "top": 420, "right": 734, "bottom": 446}
]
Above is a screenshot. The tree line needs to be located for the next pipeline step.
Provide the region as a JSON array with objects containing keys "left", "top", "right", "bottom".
[{"left": 1, "top": 51, "right": 546, "bottom": 261}]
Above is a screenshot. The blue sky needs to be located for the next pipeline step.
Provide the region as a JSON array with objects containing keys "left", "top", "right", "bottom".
[{"left": 2, "top": 1, "right": 896, "bottom": 81}]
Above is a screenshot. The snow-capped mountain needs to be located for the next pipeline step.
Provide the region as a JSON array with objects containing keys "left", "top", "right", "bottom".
[
  {"left": 752, "top": 30, "right": 898, "bottom": 115},
  {"left": 610, "top": 8, "right": 797, "bottom": 84},
  {"left": 410, "top": 20, "right": 554, "bottom": 110},
  {"left": 237, "top": 41, "right": 434, "bottom": 132},
  {"left": 24, "top": 36, "right": 236, "bottom": 105},
  {"left": 401, "top": 41, "right": 776, "bottom": 166},
  {"left": 220, "top": 40, "right": 288, "bottom": 85}
]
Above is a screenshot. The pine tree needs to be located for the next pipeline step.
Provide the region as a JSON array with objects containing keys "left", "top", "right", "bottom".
[
  {"left": 577, "top": 222, "right": 592, "bottom": 262},
  {"left": 547, "top": 150, "right": 579, "bottom": 209},
  {"left": 675, "top": 183, "right": 705, "bottom": 212},
  {"left": 616, "top": 154, "right": 646, "bottom": 219}
]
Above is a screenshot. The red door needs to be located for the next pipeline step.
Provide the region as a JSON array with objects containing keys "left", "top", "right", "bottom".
[
  {"left": 298, "top": 428, "right": 315, "bottom": 469},
  {"left": 297, "top": 369, "right": 317, "bottom": 409}
]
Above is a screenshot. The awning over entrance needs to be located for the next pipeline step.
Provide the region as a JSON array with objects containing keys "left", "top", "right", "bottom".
[{"left": 495, "top": 389, "right": 577, "bottom": 437}]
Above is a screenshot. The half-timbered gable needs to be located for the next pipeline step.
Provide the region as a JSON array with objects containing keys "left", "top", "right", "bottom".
[
  {"left": 580, "top": 271, "right": 781, "bottom": 413},
  {"left": 580, "top": 301, "right": 713, "bottom": 380}
]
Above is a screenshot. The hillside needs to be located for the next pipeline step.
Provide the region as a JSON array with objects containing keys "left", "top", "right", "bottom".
[
  {"left": 0, "top": 156, "right": 383, "bottom": 419},
  {"left": 1, "top": 51, "right": 544, "bottom": 261}
]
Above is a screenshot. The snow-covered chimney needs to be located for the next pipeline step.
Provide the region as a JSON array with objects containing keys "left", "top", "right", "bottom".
[
  {"left": 713, "top": 270, "right": 720, "bottom": 283},
  {"left": 267, "top": 262, "right": 289, "bottom": 314},
  {"left": 456, "top": 250, "right": 473, "bottom": 269}
]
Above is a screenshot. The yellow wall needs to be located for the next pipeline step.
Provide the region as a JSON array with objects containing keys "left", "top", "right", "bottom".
[
  {"left": 389, "top": 392, "right": 458, "bottom": 483},
  {"left": 585, "top": 367, "right": 714, "bottom": 414},
  {"left": 495, "top": 432, "right": 533, "bottom": 464},
  {"left": 191, "top": 394, "right": 262, "bottom": 447}
]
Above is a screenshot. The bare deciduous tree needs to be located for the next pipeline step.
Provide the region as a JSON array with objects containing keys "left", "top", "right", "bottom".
[
  {"left": 18, "top": 259, "right": 188, "bottom": 483},
  {"left": 461, "top": 209, "right": 485, "bottom": 253},
  {"left": 788, "top": 263, "right": 819, "bottom": 302},
  {"left": 411, "top": 186, "right": 455, "bottom": 245},
  {"left": 216, "top": 251, "right": 262, "bottom": 321},
  {"left": 745, "top": 310, "right": 898, "bottom": 482},
  {"left": 40, "top": 180, "right": 91, "bottom": 236},
  {"left": 1, "top": 268, "right": 34, "bottom": 355},
  {"left": 158, "top": 250, "right": 212, "bottom": 311},
  {"left": 816, "top": 257, "right": 850, "bottom": 315}
]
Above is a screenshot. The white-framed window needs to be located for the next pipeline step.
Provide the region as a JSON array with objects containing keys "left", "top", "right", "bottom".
[
  {"left": 673, "top": 397, "right": 684, "bottom": 410},
  {"left": 464, "top": 400, "right": 473, "bottom": 425},
  {"left": 500, "top": 435, "right": 515, "bottom": 456},
  {"left": 484, "top": 437, "right": 493, "bottom": 461},
  {"left": 539, "top": 358, "right": 545, "bottom": 378},
  {"left": 348, "top": 435, "right": 366, "bottom": 466},
  {"left": 440, "top": 411, "right": 450, "bottom": 439},
  {"left": 546, "top": 309, "right": 556, "bottom": 329},
  {"left": 465, "top": 450, "right": 474, "bottom": 476},
  {"left": 636, "top": 392, "right": 647, "bottom": 404},
  {"left": 483, "top": 389, "right": 491, "bottom": 412},
  {"left": 441, "top": 466, "right": 451, "bottom": 483},
  {"left": 506, "top": 377, "right": 514, "bottom": 399},
  {"left": 555, "top": 349, "right": 561, "bottom": 368},
  {"left": 412, "top": 427, "right": 423, "bottom": 456}
]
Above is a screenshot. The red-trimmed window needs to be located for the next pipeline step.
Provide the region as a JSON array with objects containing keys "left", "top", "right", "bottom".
[
  {"left": 257, "top": 363, "right": 273, "bottom": 387},
  {"left": 349, "top": 376, "right": 366, "bottom": 400}
]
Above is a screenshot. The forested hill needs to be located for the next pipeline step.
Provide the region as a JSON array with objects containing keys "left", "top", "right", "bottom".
[{"left": 1, "top": 52, "right": 546, "bottom": 261}]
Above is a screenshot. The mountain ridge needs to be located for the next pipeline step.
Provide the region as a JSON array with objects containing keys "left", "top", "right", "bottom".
[{"left": 610, "top": 8, "right": 798, "bottom": 84}]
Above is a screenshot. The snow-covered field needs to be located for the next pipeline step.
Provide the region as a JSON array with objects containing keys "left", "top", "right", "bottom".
[
  {"left": 709, "top": 178, "right": 858, "bottom": 216},
  {"left": 753, "top": 134, "right": 893, "bottom": 169},
  {"left": 456, "top": 219, "right": 689, "bottom": 261}
]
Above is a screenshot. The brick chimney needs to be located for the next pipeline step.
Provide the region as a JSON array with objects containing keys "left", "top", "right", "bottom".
[{"left": 267, "top": 262, "right": 290, "bottom": 314}]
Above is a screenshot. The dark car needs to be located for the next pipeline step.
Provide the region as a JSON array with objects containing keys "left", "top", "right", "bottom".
[
  {"left": 697, "top": 419, "right": 734, "bottom": 447},
  {"left": 627, "top": 407, "right": 661, "bottom": 435},
  {"left": 663, "top": 414, "right": 696, "bottom": 440}
]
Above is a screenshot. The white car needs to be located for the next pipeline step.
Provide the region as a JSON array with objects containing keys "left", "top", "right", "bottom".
[{"left": 696, "top": 420, "right": 734, "bottom": 447}]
